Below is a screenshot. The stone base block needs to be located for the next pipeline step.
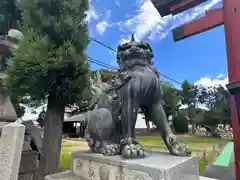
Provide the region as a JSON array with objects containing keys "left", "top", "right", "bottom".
[
  {"left": 18, "top": 173, "right": 34, "bottom": 180},
  {"left": 71, "top": 150, "right": 199, "bottom": 180},
  {"left": 199, "top": 177, "right": 219, "bottom": 180},
  {"left": 45, "top": 172, "right": 219, "bottom": 180},
  {"left": 45, "top": 171, "right": 82, "bottom": 180}
]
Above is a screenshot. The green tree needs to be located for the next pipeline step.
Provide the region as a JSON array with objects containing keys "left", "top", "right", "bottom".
[
  {"left": 197, "top": 85, "right": 231, "bottom": 126},
  {"left": 181, "top": 80, "right": 197, "bottom": 134},
  {"left": 0, "top": 0, "right": 22, "bottom": 35},
  {"left": 161, "top": 81, "right": 181, "bottom": 117},
  {"left": 7, "top": 0, "right": 90, "bottom": 178},
  {"left": 172, "top": 113, "right": 189, "bottom": 134}
]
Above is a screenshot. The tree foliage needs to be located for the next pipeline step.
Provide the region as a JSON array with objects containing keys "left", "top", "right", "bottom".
[
  {"left": 6, "top": 0, "right": 91, "bottom": 177},
  {"left": 172, "top": 113, "right": 189, "bottom": 134},
  {"left": 8, "top": 7, "right": 89, "bottom": 105},
  {"left": 180, "top": 80, "right": 198, "bottom": 133},
  {"left": 181, "top": 80, "right": 197, "bottom": 110},
  {"left": 161, "top": 81, "right": 181, "bottom": 117},
  {"left": 197, "top": 85, "right": 231, "bottom": 126}
]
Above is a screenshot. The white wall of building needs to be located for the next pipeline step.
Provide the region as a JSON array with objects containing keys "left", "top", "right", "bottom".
[{"left": 135, "top": 113, "right": 155, "bottom": 129}]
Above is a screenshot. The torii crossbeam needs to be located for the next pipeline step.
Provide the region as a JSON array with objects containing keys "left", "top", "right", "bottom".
[{"left": 151, "top": 0, "right": 240, "bottom": 179}]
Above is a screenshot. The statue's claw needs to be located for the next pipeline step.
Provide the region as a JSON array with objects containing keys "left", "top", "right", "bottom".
[
  {"left": 101, "top": 143, "right": 121, "bottom": 156},
  {"left": 121, "top": 138, "right": 146, "bottom": 159},
  {"left": 166, "top": 135, "right": 192, "bottom": 157},
  {"left": 120, "top": 137, "right": 139, "bottom": 145}
]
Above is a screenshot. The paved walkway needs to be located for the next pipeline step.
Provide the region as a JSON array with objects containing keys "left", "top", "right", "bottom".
[
  {"left": 214, "top": 142, "right": 234, "bottom": 166},
  {"left": 201, "top": 142, "right": 236, "bottom": 180}
]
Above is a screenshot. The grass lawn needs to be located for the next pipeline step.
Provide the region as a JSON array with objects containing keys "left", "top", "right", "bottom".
[{"left": 60, "top": 135, "right": 228, "bottom": 173}]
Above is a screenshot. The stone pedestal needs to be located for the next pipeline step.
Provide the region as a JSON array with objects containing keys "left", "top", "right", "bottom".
[
  {"left": 46, "top": 150, "right": 220, "bottom": 180},
  {"left": 46, "top": 171, "right": 219, "bottom": 180},
  {"left": 70, "top": 150, "right": 199, "bottom": 180},
  {"left": 47, "top": 150, "right": 200, "bottom": 180}
]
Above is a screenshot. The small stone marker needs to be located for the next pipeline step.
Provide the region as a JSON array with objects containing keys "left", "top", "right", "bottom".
[{"left": 0, "top": 122, "right": 25, "bottom": 180}]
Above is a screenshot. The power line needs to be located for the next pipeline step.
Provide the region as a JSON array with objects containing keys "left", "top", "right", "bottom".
[
  {"left": 88, "top": 37, "right": 116, "bottom": 52},
  {"left": 161, "top": 74, "right": 181, "bottom": 84},
  {"left": 88, "top": 56, "right": 181, "bottom": 85},
  {"left": 88, "top": 56, "right": 118, "bottom": 70},
  {"left": 88, "top": 37, "right": 182, "bottom": 85},
  {"left": 88, "top": 58, "right": 115, "bottom": 69}
]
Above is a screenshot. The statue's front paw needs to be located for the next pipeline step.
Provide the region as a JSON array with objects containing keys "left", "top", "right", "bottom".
[
  {"left": 167, "top": 136, "right": 191, "bottom": 157},
  {"left": 171, "top": 144, "right": 191, "bottom": 157},
  {"left": 121, "top": 144, "right": 146, "bottom": 159},
  {"left": 101, "top": 143, "right": 120, "bottom": 156}
]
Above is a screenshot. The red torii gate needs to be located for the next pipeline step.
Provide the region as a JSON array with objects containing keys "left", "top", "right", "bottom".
[{"left": 151, "top": 0, "right": 240, "bottom": 179}]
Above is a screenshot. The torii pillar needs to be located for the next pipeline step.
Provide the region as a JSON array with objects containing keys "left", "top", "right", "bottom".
[{"left": 151, "top": 0, "right": 240, "bottom": 179}]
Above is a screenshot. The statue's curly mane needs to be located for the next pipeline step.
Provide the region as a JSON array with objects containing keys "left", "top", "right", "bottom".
[{"left": 116, "top": 35, "right": 154, "bottom": 70}]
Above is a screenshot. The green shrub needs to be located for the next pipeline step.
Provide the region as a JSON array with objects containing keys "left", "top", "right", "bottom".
[{"left": 172, "top": 113, "right": 189, "bottom": 134}]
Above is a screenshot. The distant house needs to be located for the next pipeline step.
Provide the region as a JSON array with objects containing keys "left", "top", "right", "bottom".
[
  {"left": 63, "top": 106, "right": 86, "bottom": 138},
  {"left": 23, "top": 104, "right": 160, "bottom": 137},
  {"left": 63, "top": 112, "right": 158, "bottom": 138}
]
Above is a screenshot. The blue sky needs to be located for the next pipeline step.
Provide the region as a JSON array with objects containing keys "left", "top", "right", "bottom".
[{"left": 86, "top": 0, "right": 228, "bottom": 88}]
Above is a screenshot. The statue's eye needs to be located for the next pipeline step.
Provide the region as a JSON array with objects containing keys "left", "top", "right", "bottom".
[
  {"left": 123, "top": 45, "right": 131, "bottom": 50},
  {"left": 137, "top": 44, "right": 147, "bottom": 49}
]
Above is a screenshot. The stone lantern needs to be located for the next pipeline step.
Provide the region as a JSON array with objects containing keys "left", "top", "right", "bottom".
[{"left": 0, "top": 29, "right": 23, "bottom": 129}]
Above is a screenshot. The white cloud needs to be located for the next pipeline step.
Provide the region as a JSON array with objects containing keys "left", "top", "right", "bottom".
[
  {"left": 96, "top": 20, "right": 109, "bottom": 34},
  {"left": 115, "top": 0, "right": 120, "bottom": 7},
  {"left": 95, "top": 10, "right": 113, "bottom": 34},
  {"left": 86, "top": 2, "right": 99, "bottom": 22},
  {"left": 194, "top": 75, "right": 228, "bottom": 88},
  {"left": 217, "top": 74, "right": 225, "bottom": 79},
  {"left": 180, "top": 74, "right": 228, "bottom": 110},
  {"left": 119, "top": 35, "right": 140, "bottom": 44},
  {"left": 120, "top": 38, "right": 130, "bottom": 44},
  {"left": 120, "top": 0, "right": 221, "bottom": 41}
]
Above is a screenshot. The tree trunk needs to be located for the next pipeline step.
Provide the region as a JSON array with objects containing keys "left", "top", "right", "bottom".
[
  {"left": 188, "top": 106, "right": 196, "bottom": 134},
  {"left": 145, "top": 120, "right": 151, "bottom": 136},
  {"left": 192, "top": 123, "right": 196, "bottom": 134},
  {"left": 34, "top": 95, "right": 65, "bottom": 180}
]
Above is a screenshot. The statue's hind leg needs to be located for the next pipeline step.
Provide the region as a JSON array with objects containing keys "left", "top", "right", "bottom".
[
  {"left": 147, "top": 100, "right": 191, "bottom": 156},
  {"left": 85, "top": 108, "right": 120, "bottom": 156}
]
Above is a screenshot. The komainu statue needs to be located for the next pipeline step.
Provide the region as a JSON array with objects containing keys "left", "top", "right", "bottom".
[{"left": 72, "top": 35, "right": 191, "bottom": 158}]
